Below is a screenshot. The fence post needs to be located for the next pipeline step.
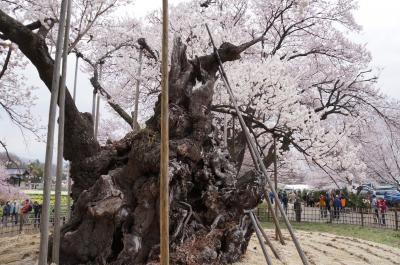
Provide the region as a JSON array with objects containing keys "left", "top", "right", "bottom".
[
  {"left": 395, "top": 209, "right": 398, "bottom": 231},
  {"left": 19, "top": 213, "right": 23, "bottom": 234},
  {"left": 360, "top": 208, "right": 364, "bottom": 227}
]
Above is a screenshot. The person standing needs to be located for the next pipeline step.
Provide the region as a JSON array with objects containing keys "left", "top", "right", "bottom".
[
  {"left": 282, "top": 192, "right": 289, "bottom": 215},
  {"left": 269, "top": 191, "right": 274, "bottom": 204},
  {"left": 2, "top": 201, "right": 11, "bottom": 226},
  {"left": 333, "top": 195, "right": 341, "bottom": 219},
  {"left": 294, "top": 196, "right": 302, "bottom": 222},
  {"left": 11, "top": 201, "right": 20, "bottom": 225},
  {"left": 33, "top": 201, "right": 42, "bottom": 228},
  {"left": 340, "top": 196, "right": 346, "bottom": 213},
  {"left": 378, "top": 198, "right": 388, "bottom": 226},
  {"left": 371, "top": 195, "right": 379, "bottom": 224},
  {"left": 319, "top": 194, "right": 327, "bottom": 218},
  {"left": 21, "top": 199, "right": 31, "bottom": 225}
]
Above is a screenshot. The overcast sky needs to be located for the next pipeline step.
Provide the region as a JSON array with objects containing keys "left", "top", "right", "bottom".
[{"left": 1, "top": 0, "right": 399, "bottom": 161}]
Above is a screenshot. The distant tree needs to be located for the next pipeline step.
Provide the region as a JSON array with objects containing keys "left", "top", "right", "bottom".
[
  {"left": 27, "top": 159, "right": 44, "bottom": 183},
  {"left": 0, "top": 163, "right": 23, "bottom": 201}
]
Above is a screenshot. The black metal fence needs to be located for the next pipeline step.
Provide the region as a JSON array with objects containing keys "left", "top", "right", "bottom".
[
  {"left": 0, "top": 209, "right": 68, "bottom": 237},
  {"left": 257, "top": 203, "right": 400, "bottom": 231}
]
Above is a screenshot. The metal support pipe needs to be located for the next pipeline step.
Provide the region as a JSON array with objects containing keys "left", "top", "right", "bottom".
[
  {"left": 205, "top": 24, "right": 309, "bottom": 265},
  {"left": 52, "top": 0, "right": 72, "bottom": 263},
  {"left": 223, "top": 113, "right": 228, "bottom": 147},
  {"left": 72, "top": 54, "right": 79, "bottom": 101},
  {"left": 273, "top": 137, "right": 278, "bottom": 240},
  {"left": 160, "top": 0, "right": 169, "bottom": 264},
  {"left": 94, "top": 93, "right": 100, "bottom": 139},
  {"left": 92, "top": 88, "right": 96, "bottom": 131},
  {"left": 94, "top": 64, "right": 103, "bottom": 138},
  {"left": 38, "top": 0, "right": 68, "bottom": 264},
  {"left": 249, "top": 211, "right": 273, "bottom": 265},
  {"left": 66, "top": 169, "right": 72, "bottom": 220},
  {"left": 263, "top": 190, "right": 285, "bottom": 245},
  {"left": 133, "top": 47, "right": 143, "bottom": 130}
]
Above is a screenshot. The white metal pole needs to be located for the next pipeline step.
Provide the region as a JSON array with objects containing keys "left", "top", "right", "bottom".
[
  {"left": 133, "top": 48, "right": 143, "bottom": 130},
  {"left": 52, "top": 0, "right": 72, "bottom": 262},
  {"left": 91, "top": 88, "right": 96, "bottom": 131},
  {"left": 223, "top": 113, "right": 228, "bottom": 147},
  {"left": 94, "top": 93, "right": 100, "bottom": 138},
  {"left": 72, "top": 54, "right": 79, "bottom": 101},
  {"left": 94, "top": 64, "right": 102, "bottom": 139},
  {"left": 38, "top": 0, "right": 68, "bottom": 264}
]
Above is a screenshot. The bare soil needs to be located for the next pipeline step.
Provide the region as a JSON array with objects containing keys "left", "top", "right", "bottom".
[
  {"left": 1, "top": 229, "right": 399, "bottom": 265},
  {"left": 234, "top": 229, "right": 400, "bottom": 265}
]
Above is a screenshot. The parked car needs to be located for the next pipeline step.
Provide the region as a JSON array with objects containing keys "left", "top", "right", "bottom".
[
  {"left": 357, "top": 185, "right": 374, "bottom": 198},
  {"left": 383, "top": 190, "right": 400, "bottom": 206}
]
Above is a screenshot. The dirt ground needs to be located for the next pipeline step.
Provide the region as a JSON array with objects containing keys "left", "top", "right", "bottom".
[
  {"left": 235, "top": 229, "right": 400, "bottom": 265},
  {"left": 1, "top": 229, "right": 399, "bottom": 265},
  {"left": 0, "top": 233, "right": 39, "bottom": 265}
]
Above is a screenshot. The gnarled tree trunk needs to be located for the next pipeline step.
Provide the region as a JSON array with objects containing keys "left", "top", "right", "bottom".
[
  {"left": 0, "top": 10, "right": 265, "bottom": 263},
  {"left": 57, "top": 38, "right": 263, "bottom": 265}
]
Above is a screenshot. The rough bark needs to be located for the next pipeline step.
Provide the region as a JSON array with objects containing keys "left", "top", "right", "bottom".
[{"left": 55, "top": 38, "right": 263, "bottom": 265}]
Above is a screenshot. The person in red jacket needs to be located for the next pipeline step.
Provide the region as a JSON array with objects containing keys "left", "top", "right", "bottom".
[{"left": 377, "top": 198, "right": 388, "bottom": 226}]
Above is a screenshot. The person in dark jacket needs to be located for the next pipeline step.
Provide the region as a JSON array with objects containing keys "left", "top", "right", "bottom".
[
  {"left": 33, "top": 201, "right": 41, "bottom": 228},
  {"left": 2, "top": 201, "right": 11, "bottom": 226},
  {"left": 333, "top": 195, "right": 341, "bottom": 219},
  {"left": 294, "top": 196, "right": 302, "bottom": 222},
  {"left": 282, "top": 192, "right": 289, "bottom": 214}
]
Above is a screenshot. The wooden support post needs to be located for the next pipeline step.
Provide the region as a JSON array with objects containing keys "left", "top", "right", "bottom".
[
  {"left": 395, "top": 209, "right": 399, "bottom": 231},
  {"left": 38, "top": 0, "right": 68, "bottom": 264},
  {"left": 52, "top": 0, "right": 72, "bottom": 263},
  {"left": 253, "top": 212, "right": 281, "bottom": 260},
  {"left": 249, "top": 212, "right": 273, "bottom": 265},
  {"left": 205, "top": 24, "right": 309, "bottom": 265},
  {"left": 360, "top": 209, "right": 364, "bottom": 227},
  {"left": 160, "top": 0, "right": 169, "bottom": 264},
  {"left": 273, "top": 138, "right": 278, "bottom": 240}
]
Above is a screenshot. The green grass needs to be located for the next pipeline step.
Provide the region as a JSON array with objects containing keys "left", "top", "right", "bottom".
[{"left": 261, "top": 221, "right": 400, "bottom": 248}]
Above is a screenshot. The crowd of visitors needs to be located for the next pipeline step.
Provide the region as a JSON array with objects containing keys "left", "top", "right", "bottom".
[
  {"left": 0, "top": 199, "right": 42, "bottom": 227},
  {"left": 267, "top": 189, "right": 391, "bottom": 226}
]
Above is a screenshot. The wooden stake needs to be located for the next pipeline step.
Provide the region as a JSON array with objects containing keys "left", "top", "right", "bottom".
[
  {"left": 38, "top": 0, "right": 68, "bottom": 264},
  {"left": 160, "top": 0, "right": 169, "bottom": 264},
  {"left": 52, "top": 0, "right": 72, "bottom": 262}
]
